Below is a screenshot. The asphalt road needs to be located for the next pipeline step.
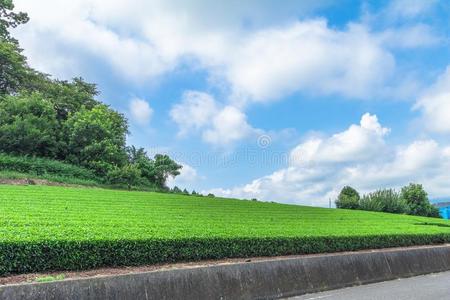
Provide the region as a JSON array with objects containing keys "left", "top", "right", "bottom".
[{"left": 288, "top": 271, "right": 450, "bottom": 300}]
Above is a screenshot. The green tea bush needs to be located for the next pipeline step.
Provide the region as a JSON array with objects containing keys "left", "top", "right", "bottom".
[
  {"left": 1, "top": 235, "right": 450, "bottom": 276},
  {"left": 0, "top": 185, "right": 449, "bottom": 276}
]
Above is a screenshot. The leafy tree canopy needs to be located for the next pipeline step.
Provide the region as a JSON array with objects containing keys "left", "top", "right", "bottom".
[
  {"left": 64, "top": 104, "right": 128, "bottom": 176},
  {"left": 0, "top": 0, "right": 29, "bottom": 43},
  {"left": 335, "top": 186, "right": 360, "bottom": 209},
  {"left": 0, "top": 92, "right": 58, "bottom": 157},
  {"left": 0, "top": 37, "right": 28, "bottom": 95},
  {"left": 401, "top": 183, "right": 440, "bottom": 218}
]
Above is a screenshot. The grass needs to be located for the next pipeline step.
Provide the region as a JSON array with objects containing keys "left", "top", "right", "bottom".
[
  {"left": 34, "top": 274, "right": 65, "bottom": 283},
  {"left": 0, "top": 185, "right": 449, "bottom": 276}
]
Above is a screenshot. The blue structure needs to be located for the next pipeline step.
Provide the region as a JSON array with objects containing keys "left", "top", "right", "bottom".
[{"left": 434, "top": 202, "right": 450, "bottom": 220}]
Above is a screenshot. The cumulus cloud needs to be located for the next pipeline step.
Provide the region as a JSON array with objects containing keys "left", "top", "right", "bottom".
[
  {"left": 170, "top": 91, "right": 259, "bottom": 147},
  {"left": 384, "top": 0, "right": 438, "bottom": 19},
  {"left": 170, "top": 91, "right": 218, "bottom": 136},
  {"left": 290, "top": 113, "right": 389, "bottom": 165},
  {"left": 13, "top": 0, "right": 408, "bottom": 104},
  {"left": 207, "top": 114, "right": 450, "bottom": 206},
  {"left": 129, "top": 98, "right": 153, "bottom": 125},
  {"left": 202, "top": 106, "right": 256, "bottom": 146},
  {"left": 378, "top": 24, "right": 441, "bottom": 49},
  {"left": 415, "top": 66, "right": 450, "bottom": 133},
  {"left": 166, "top": 163, "right": 201, "bottom": 190},
  {"left": 225, "top": 21, "right": 395, "bottom": 103}
]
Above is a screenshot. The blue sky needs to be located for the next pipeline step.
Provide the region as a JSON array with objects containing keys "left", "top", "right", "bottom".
[{"left": 12, "top": 0, "right": 450, "bottom": 206}]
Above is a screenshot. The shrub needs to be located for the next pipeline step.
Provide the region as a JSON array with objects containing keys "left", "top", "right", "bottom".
[
  {"left": 0, "top": 93, "right": 59, "bottom": 157},
  {"left": 401, "top": 183, "right": 440, "bottom": 218},
  {"left": 0, "top": 153, "right": 96, "bottom": 180},
  {"left": 335, "top": 186, "right": 360, "bottom": 209},
  {"left": 359, "top": 194, "right": 383, "bottom": 212},
  {"left": 2, "top": 234, "right": 450, "bottom": 276},
  {"left": 359, "top": 189, "right": 409, "bottom": 214},
  {"left": 106, "top": 164, "right": 142, "bottom": 190}
]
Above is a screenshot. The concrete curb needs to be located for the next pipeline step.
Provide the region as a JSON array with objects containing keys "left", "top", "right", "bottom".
[{"left": 1, "top": 244, "right": 450, "bottom": 300}]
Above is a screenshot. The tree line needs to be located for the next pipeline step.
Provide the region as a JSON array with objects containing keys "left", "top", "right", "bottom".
[
  {"left": 335, "top": 184, "right": 440, "bottom": 218},
  {"left": 0, "top": 1, "right": 181, "bottom": 189}
]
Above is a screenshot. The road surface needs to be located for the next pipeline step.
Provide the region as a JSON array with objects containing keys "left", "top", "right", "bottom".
[{"left": 288, "top": 271, "right": 450, "bottom": 300}]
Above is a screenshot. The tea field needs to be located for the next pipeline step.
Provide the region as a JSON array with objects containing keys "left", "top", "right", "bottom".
[{"left": 1, "top": 185, "right": 449, "bottom": 276}]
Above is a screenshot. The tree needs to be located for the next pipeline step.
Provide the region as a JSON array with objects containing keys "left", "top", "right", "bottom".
[
  {"left": 0, "top": 0, "right": 29, "bottom": 43},
  {"left": 149, "top": 154, "right": 182, "bottom": 189},
  {"left": 359, "top": 189, "right": 409, "bottom": 214},
  {"left": 33, "top": 77, "right": 99, "bottom": 121},
  {"left": 401, "top": 183, "right": 440, "bottom": 217},
  {"left": 125, "top": 146, "right": 156, "bottom": 183},
  {"left": 64, "top": 104, "right": 128, "bottom": 175},
  {"left": 0, "top": 0, "right": 32, "bottom": 95},
  {"left": 0, "top": 39, "right": 30, "bottom": 95},
  {"left": 107, "top": 164, "right": 141, "bottom": 190},
  {"left": 171, "top": 186, "right": 181, "bottom": 194},
  {"left": 335, "top": 186, "right": 360, "bottom": 209},
  {"left": 0, "top": 93, "right": 58, "bottom": 157}
]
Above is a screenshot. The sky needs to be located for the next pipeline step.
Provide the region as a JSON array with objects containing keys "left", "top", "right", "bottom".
[{"left": 11, "top": 0, "right": 450, "bottom": 206}]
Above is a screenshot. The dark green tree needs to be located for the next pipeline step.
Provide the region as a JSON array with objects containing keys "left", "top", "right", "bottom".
[
  {"left": 107, "top": 164, "right": 141, "bottom": 190},
  {"left": 0, "top": 93, "right": 58, "bottom": 157},
  {"left": 335, "top": 186, "right": 360, "bottom": 209},
  {"left": 0, "top": 0, "right": 32, "bottom": 95},
  {"left": 31, "top": 77, "right": 99, "bottom": 121},
  {"left": 149, "top": 154, "right": 182, "bottom": 188},
  {"left": 125, "top": 146, "right": 156, "bottom": 184},
  {"left": 64, "top": 104, "right": 128, "bottom": 176},
  {"left": 172, "top": 186, "right": 182, "bottom": 194},
  {"left": 0, "top": 0, "right": 29, "bottom": 42},
  {"left": 401, "top": 183, "right": 440, "bottom": 217},
  {"left": 0, "top": 38, "right": 29, "bottom": 95}
]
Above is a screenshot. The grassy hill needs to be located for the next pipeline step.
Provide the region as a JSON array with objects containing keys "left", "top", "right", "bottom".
[{"left": 1, "top": 185, "right": 450, "bottom": 276}]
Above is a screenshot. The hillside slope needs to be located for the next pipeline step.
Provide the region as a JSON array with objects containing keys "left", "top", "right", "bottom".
[{"left": 0, "top": 185, "right": 449, "bottom": 275}]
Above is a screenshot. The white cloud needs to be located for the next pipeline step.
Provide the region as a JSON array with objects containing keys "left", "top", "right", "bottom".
[
  {"left": 170, "top": 91, "right": 218, "bottom": 136},
  {"left": 207, "top": 114, "right": 450, "bottom": 206},
  {"left": 166, "top": 163, "right": 201, "bottom": 190},
  {"left": 290, "top": 113, "right": 389, "bottom": 165},
  {"left": 415, "top": 66, "right": 450, "bottom": 133},
  {"left": 129, "top": 98, "right": 153, "bottom": 125},
  {"left": 202, "top": 106, "right": 256, "bottom": 146},
  {"left": 225, "top": 21, "right": 395, "bottom": 103},
  {"left": 384, "top": 0, "right": 437, "bottom": 19},
  {"left": 378, "top": 24, "right": 440, "bottom": 49},
  {"left": 170, "top": 91, "right": 258, "bottom": 147},
  {"left": 13, "top": 0, "right": 403, "bottom": 104}
]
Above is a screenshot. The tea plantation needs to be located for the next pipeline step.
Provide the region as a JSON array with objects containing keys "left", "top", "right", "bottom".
[{"left": 1, "top": 185, "right": 450, "bottom": 276}]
